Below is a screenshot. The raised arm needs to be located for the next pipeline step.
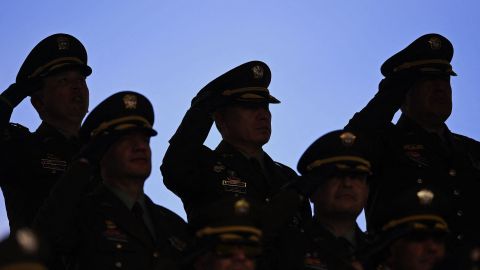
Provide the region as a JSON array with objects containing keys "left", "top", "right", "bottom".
[
  {"left": 346, "top": 73, "right": 416, "bottom": 132},
  {"left": 0, "top": 81, "right": 40, "bottom": 128},
  {"left": 161, "top": 88, "right": 228, "bottom": 198}
]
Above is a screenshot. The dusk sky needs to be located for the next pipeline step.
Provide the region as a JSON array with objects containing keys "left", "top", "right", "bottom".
[{"left": 1, "top": 1, "right": 480, "bottom": 238}]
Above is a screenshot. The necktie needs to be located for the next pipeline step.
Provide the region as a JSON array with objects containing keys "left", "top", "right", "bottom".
[
  {"left": 132, "top": 202, "right": 144, "bottom": 220},
  {"left": 132, "top": 202, "right": 154, "bottom": 240}
]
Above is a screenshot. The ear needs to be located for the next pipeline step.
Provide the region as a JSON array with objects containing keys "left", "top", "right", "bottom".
[
  {"left": 30, "top": 92, "right": 45, "bottom": 116},
  {"left": 401, "top": 85, "right": 416, "bottom": 115},
  {"left": 213, "top": 111, "right": 227, "bottom": 134}
]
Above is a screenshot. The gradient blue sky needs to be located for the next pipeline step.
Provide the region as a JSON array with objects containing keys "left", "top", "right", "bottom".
[{"left": 2, "top": 1, "right": 480, "bottom": 238}]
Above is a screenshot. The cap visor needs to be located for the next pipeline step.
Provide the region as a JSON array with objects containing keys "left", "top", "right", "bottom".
[{"left": 45, "top": 62, "right": 92, "bottom": 77}]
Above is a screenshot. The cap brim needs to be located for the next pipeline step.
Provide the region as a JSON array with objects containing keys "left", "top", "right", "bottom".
[
  {"left": 416, "top": 68, "right": 457, "bottom": 77},
  {"left": 113, "top": 126, "right": 157, "bottom": 137},
  {"left": 232, "top": 95, "right": 280, "bottom": 104},
  {"left": 268, "top": 95, "right": 280, "bottom": 104},
  {"left": 43, "top": 62, "right": 92, "bottom": 77},
  {"left": 306, "top": 156, "right": 371, "bottom": 173}
]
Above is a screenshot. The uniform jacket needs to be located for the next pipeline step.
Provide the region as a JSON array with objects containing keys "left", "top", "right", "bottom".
[
  {"left": 34, "top": 161, "right": 191, "bottom": 270},
  {"left": 346, "top": 86, "right": 480, "bottom": 244},
  {"left": 0, "top": 115, "right": 81, "bottom": 231}
]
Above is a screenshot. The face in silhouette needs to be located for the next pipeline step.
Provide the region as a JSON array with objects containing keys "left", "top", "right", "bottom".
[
  {"left": 311, "top": 172, "right": 369, "bottom": 219},
  {"left": 32, "top": 68, "right": 89, "bottom": 127},
  {"left": 215, "top": 103, "right": 272, "bottom": 149},
  {"left": 101, "top": 131, "right": 152, "bottom": 182},
  {"left": 386, "top": 232, "right": 446, "bottom": 270},
  {"left": 195, "top": 245, "right": 257, "bottom": 270},
  {"left": 403, "top": 76, "right": 452, "bottom": 126}
]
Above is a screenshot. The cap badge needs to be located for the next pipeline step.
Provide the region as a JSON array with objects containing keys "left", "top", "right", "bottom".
[
  {"left": 417, "top": 189, "right": 434, "bottom": 205},
  {"left": 428, "top": 37, "right": 442, "bottom": 50},
  {"left": 234, "top": 198, "right": 250, "bottom": 215},
  {"left": 123, "top": 94, "right": 137, "bottom": 109},
  {"left": 340, "top": 132, "right": 356, "bottom": 147},
  {"left": 252, "top": 65, "right": 264, "bottom": 79},
  {"left": 16, "top": 229, "right": 38, "bottom": 254},
  {"left": 105, "top": 220, "right": 117, "bottom": 229},
  {"left": 470, "top": 247, "right": 480, "bottom": 262},
  {"left": 56, "top": 36, "right": 70, "bottom": 51}
]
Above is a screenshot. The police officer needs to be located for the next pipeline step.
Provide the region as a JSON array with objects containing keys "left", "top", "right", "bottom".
[
  {"left": 362, "top": 188, "right": 450, "bottom": 270},
  {"left": 0, "top": 33, "right": 92, "bottom": 232},
  {"left": 346, "top": 33, "right": 480, "bottom": 245},
  {"left": 188, "top": 197, "right": 264, "bottom": 270},
  {"left": 293, "top": 130, "right": 371, "bottom": 270},
  {"left": 34, "top": 91, "right": 190, "bottom": 270},
  {"left": 161, "top": 61, "right": 308, "bottom": 221}
]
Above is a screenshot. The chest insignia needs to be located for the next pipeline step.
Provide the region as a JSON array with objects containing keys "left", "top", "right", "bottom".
[
  {"left": 304, "top": 252, "right": 328, "bottom": 269},
  {"left": 403, "top": 144, "right": 429, "bottom": 165},
  {"left": 40, "top": 154, "right": 67, "bottom": 173},
  {"left": 222, "top": 176, "right": 247, "bottom": 194},
  {"left": 103, "top": 220, "right": 128, "bottom": 242}
]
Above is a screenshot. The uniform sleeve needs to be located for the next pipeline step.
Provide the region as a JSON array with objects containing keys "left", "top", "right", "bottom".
[
  {"left": 0, "top": 83, "right": 29, "bottom": 129},
  {"left": 345, "top": 81, "right": 409, "bottom": 132},
  {"left": 0, "top": 123, "right": 30, "bottom": 186},
  {"left": 161, "top": 106, "right": 215, "bottom": 198},
  {"left": 0, "top": 96, "right": 14, "bottom": 130},
  {"left": 33, "top": 160, "right": 95, "bottom": 256},
  {"left": 0, "top": 85, "right": 32, "bottom": 185}
]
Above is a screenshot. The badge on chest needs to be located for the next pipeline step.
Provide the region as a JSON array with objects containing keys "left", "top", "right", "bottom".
[
  {"left": 213, "top": 162, "right": 248, "bottom": 194},
  {"left": 40, "top": 153, "right": 67, "bottom": 173},
  {"left": 222, "top": 175, "right": 247, "bottom": 194},
  {"left": 403, "top": 144, "right": 429, "bottom": 166},
  {"left": 304, "top": 252, "right": 328, "bottom": 270},
  {"left": 103, "top": 220, "right": 128, "bottom": 243}
]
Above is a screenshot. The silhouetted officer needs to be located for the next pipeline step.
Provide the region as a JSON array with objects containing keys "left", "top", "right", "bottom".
[
  {"left": 161, "top": 61, "right": 309, "bottom": 221},
  {"left": 188, "top": 197, "right": 264, "bottom": 270},
  {"left": 346, "top": 33, "right": 480, "bottom": 246},
  {"left": 293, "top": 130, "right": 371, "bottom": 270},
  {"left": 0, "top": 33, "right": 92, "bottom": 231},
  {"left": 362, "top": 187, "right": 449, "bottom": 270},
  {"left": 34, "top": 91, "right": 190, "bottom": 270}
]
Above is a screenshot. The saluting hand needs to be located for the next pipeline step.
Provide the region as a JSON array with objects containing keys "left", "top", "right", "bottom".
[{"left": 1, "top": 79, "right": 42, "bottom": 108}]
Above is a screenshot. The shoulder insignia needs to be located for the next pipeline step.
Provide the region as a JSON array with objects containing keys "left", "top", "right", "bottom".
[{"left": 103, "top": 220, "right": 129, "bottom": 242}]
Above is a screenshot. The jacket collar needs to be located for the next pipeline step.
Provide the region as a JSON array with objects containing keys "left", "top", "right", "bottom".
[
  {"left": 93, "top": 184, "right": 154, "bottom": 247},
  {"left": 34, "top": 121, "right": 80, "bottom": 143},
  {"left": 396, "top": 114, "right": 451, "bottom": 136}
]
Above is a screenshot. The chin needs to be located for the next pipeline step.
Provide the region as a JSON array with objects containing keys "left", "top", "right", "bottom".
[
  {"left": 126, "top": 166, "right": 151, "bottom": 179},
  {"left": 254, "top": 135, "right": 271, "bottom": 145},
  {"left": 334, "top": 205, "right": 362, "bottom": 216}
]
